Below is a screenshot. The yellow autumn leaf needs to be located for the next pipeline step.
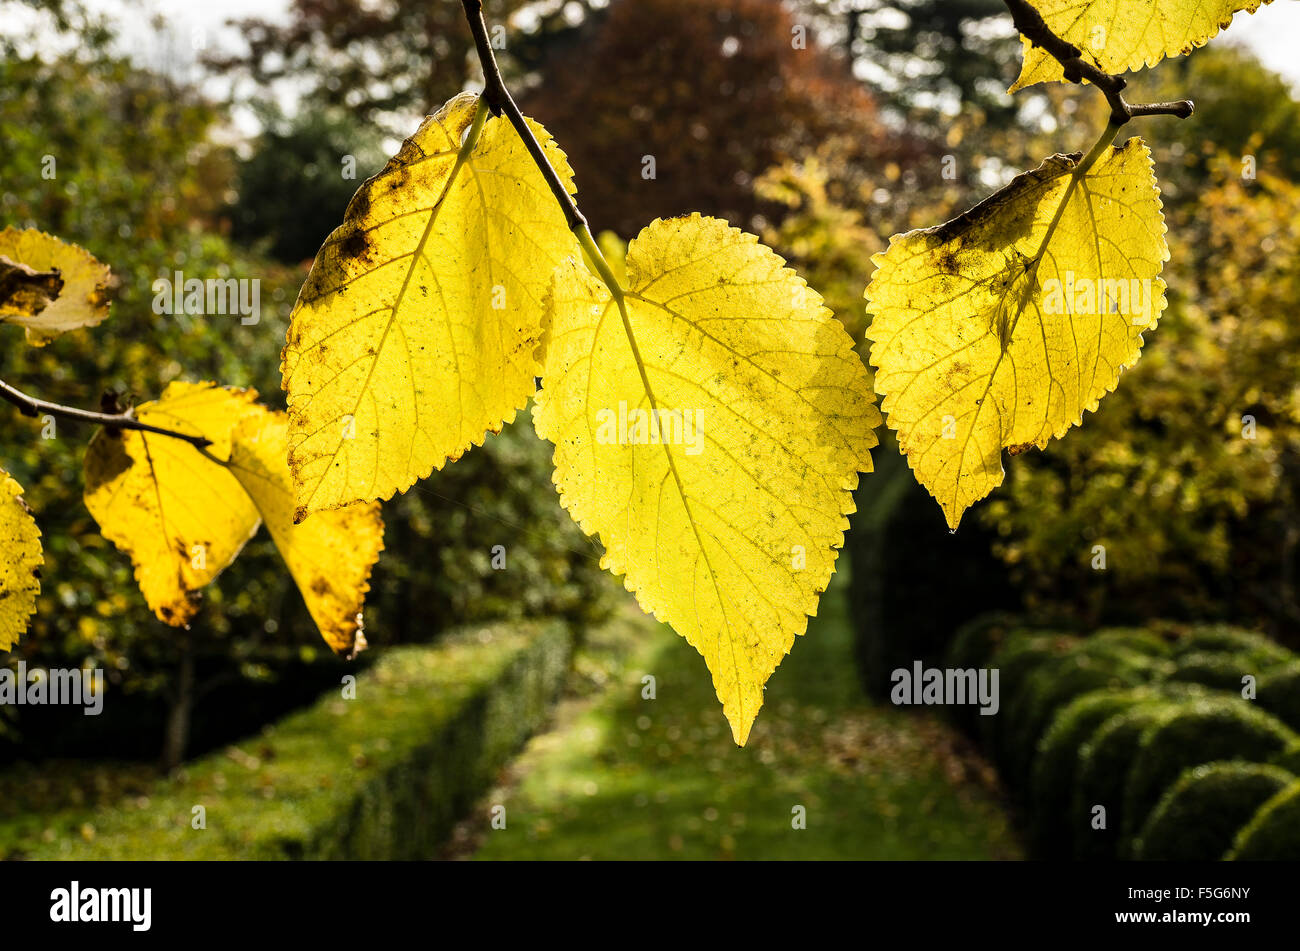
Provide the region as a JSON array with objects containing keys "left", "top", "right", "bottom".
[
  {"left": 1010, "top": 0, "right": 1271, "bottom": 91},
  {"left": 535, "top": 214, "right": 879, "bottom": 745},
  {"left": 281, "top": 91, "right": 578, "bottom": 521},
  {"left": 0, "top": 468, "right": 42, "bottom": 651},
  {"left": 866, "top": 138, "right": 1168, "bottom": 530},
  {"left": 227, "top": 411, "right": 384, "bottom": 654},
  {"left": 84, "top": 382, "right": 263, "bottom": 626},
  {"left": 0, "top": 228, "right": 111, "bottom": 345}
]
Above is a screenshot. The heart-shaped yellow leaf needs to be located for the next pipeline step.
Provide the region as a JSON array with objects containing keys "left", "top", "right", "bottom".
[
  {"left": 866, "top": 139, "right": 1169, "bottom": 529},
  {"left": 535, "top": 214, "right": 879, "bottom": 744},
  {"left": 282, "top": 92, "right": 578, "bottom": 521}
]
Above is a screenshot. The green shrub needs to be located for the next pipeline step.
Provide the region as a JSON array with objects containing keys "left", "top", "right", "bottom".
[
  {"left": 1228, "top": 781, "right": 1300, "bottom": 860},
  {"left": 1173, "top": 625, "right": 1292, "bottom": 664},
  {"left": 947, "top": 612, "right": 1023, "bottom": 672},
  {"left": 1122, "top": 698, "right": 1297, "bottom": 851},
  {"left": 1162, "top": 651, "right": 1282, "bottom": 693},
  {"left": 982, "top": 632, "right": 1079, "bottom": 769},
  {"left": 1272, "top": 742, "right": 1300, "bottom": 774},
  {"left": 9, "top": 618, "right": 577, "bottom": 859},
  {"left": 1088, "top": 627, "right": 1175, "bottom": 658},
  {"left": 1133, "top": 762, "right": 1293, "bottom": 861},
  {"left": 1256, "top": 661, "right": 1300, "bottom": 733},
  {"left": 943, "top": 612, "right": 1023, "bottom": 735},
  {"left": 1029, "top": 688, "right": 1164, "bottom": 859},
  {"left": 1004, "top": 644, "right": 1167, "bottom": 789},
  {"left": 1073, "top": 702, "right": 1182, "bottom": 860}
]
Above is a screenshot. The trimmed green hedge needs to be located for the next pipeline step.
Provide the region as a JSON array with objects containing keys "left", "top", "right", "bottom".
[
  {"left": 12, "top": 619, "right": 574, "bottom": 859},
  {"left": 1229, "top": 781, "right": 1300, "bottom": 860},
  {"left": 1004, "top": 644, "right": 1169, "bottom": 789},
  {"left": 1273, "top": 742, "right": 1300, "bottom": 774},
  {"left": 1089, "top": 627, "right": 1175, "bottom": 659},
  {"left": 1172, "top": 625, "right": 1292, "bottom": 664},
  {"left": 948, "top": 612, "right": 1023, "bottom": 673},
  {"left": 1029, "top": 688, "right": 1163, "bottom": 859},
  {"left": 1256, "top": 661, "right": 1300, "bottom": 732},
  {"left": 1133, "top": 763, "right": 1293, "bottom": 861},
  {"left": 1122, "top": 699, "right": 1297, "bottom": 850},
  {"left": 1162, "top": 651, "right": 1279, "bottom": 693},
  {"left": 980, "top": 632, "right": 1077, "bottom": 768},
  {"left": 949, "top": 613, "right": 1300, "bottom": 860},
  {"left": 1073, "top": 702, "right": 1182, "bottom": 861}
]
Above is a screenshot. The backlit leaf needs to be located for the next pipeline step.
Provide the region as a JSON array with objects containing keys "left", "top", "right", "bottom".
[
  {"left": 0, "top": 469, "right": 42, "bottom": 651},
  {"left": 228, "top": 411, "right": 384, "bottom": 654},
  {"left": 534, "top": 213, "right": 879, "bottom": 744},
  {"left": 865, "top": 139, "right": 1168, "bottom": 530},
  {"left": 0, "top": 227, "right": 111, "bottom": 345},
  {"left": 84, "top": 382, "right": 263, "bottom": 626},
  {"left": 281, "top": 91, "right": 578, "bottom": 521},
  {"left": 1010, "top": 0, "right": 1272, "bottom": 91}
]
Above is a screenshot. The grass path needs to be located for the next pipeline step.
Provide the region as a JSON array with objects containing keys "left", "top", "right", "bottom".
[{"left": 456, "top": 573, "right": 1022, "bottom": 860}]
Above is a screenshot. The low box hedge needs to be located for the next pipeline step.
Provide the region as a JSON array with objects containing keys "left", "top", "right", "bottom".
[
  {"left": 1273, "top": 742, "right": 1300, "bottom": 774},
  {"left": 1133, "top": 762, "right": 1294, "bottom": 861},
  {"left": 1122, "top": 697, "right": 1297, "bottom": 849},
  {"left": 1073, "top": 702, "right": 1182, "bottom": 861},
  {"left": 947, "top": 612, "right": 1300, "bottom": 860},
  {"left": 1229, "top": 780, "right": 1300, "bottom": 860},
  {"left": 1028, "top": 687, "right": 1164, "bottom": 859},
  {"left": 1256, "top": 661, "right": 1300, "bottom": 733},
  {"left": 1172, "top": 625, "right": 1293, "bottom": 665},
  {"left": 1004, "top": 644, "right": 1170, "bottom": 790},
  {"left": 14, "top": 618, "right": 573, "bottom": 859},
  {"left": 1087, "top": 627, "right": 1175, "bottom": 659},
  {"left": 980, "top": 631, "right": 1078, "bottom": 768},
  {"left": 1161, "top": 650, "right": 1287, "bottom": 694}
]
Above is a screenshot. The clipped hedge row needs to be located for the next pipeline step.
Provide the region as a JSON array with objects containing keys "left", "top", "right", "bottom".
[
  {"left": 948, "top": 616, "right": 1300, "bottom": 860},
  {"left": 1134, "top": 763, "right": 1293, "bottom": 861},
  {"left": 12, "top": 619, "right": 574, "bottom": 859}
]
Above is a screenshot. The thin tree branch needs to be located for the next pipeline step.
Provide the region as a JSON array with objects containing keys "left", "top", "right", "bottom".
[
  {"left": 459, "top": 0, "right": 626, "bottom": 301},
  {"left": 1003, "top": 0, "right": 1193, "bottom": 125},
  {"left": 460, "top": 0, "right": 588, "bottom": 234},
  {"left": 0, "top": 378, "right": 212, "bottom": 449}
]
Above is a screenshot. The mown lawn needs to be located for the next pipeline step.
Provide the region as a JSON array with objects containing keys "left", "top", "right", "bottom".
[{"left": 464, "top": 570, "right": 1023, "bottom": 860}]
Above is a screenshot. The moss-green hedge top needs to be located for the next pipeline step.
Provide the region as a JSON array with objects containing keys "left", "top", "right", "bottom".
[
  {"left": 1123, "top": 697, "right": 1297, "bottom": 843},
  {"left": 1172, "top": 625, "right": 1293, "bottom": 664},
  {"left": 1029, "top": 687, "right": 1165, "bottom": 858},
  {"left": 1134, "top": 762, "right": 1293, "bottom": 861},
  {"left": 1256, "top": 661, "right": 1300, "bottom": 733},
  {"left": 1229, "top": 780, "right": 1300, "bottom": 860},
  {"left": 1073, "top": 701, "right": 1184, "bottom": 860},
  {"left": 14, "top": 619, "right": 571, "bottom": 860}
]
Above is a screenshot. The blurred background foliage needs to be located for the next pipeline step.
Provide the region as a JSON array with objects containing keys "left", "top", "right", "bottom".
[
  {"left": 0, "top": 0, "right": 614, "bottom": 767},
  {"left": 1, "top": 0, "right": 1298, "bottom": 778}
]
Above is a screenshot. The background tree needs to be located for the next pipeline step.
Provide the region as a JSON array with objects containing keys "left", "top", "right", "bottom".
[
  {"left": 516, "top": 0, "right": 910, "bottom": 238},
  {"left": 203, "top": 0, "right": 606, "bottom": 132},
  {"left": 979, "top": 48, "right": 1300, "bottom": 641},
  {"left": 228, "top": 107, "right": 387, "bottom": 263},
  {"left": 0, "top": 5, "right": 613, "bottom": 768},
  {"left": 791, "top": 0, "right": 1021, "bottom": 127}
]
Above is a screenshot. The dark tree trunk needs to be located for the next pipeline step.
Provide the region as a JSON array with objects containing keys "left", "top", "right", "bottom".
[{"left": 162, "top": 637, "right": 195, "bottom": 772}]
